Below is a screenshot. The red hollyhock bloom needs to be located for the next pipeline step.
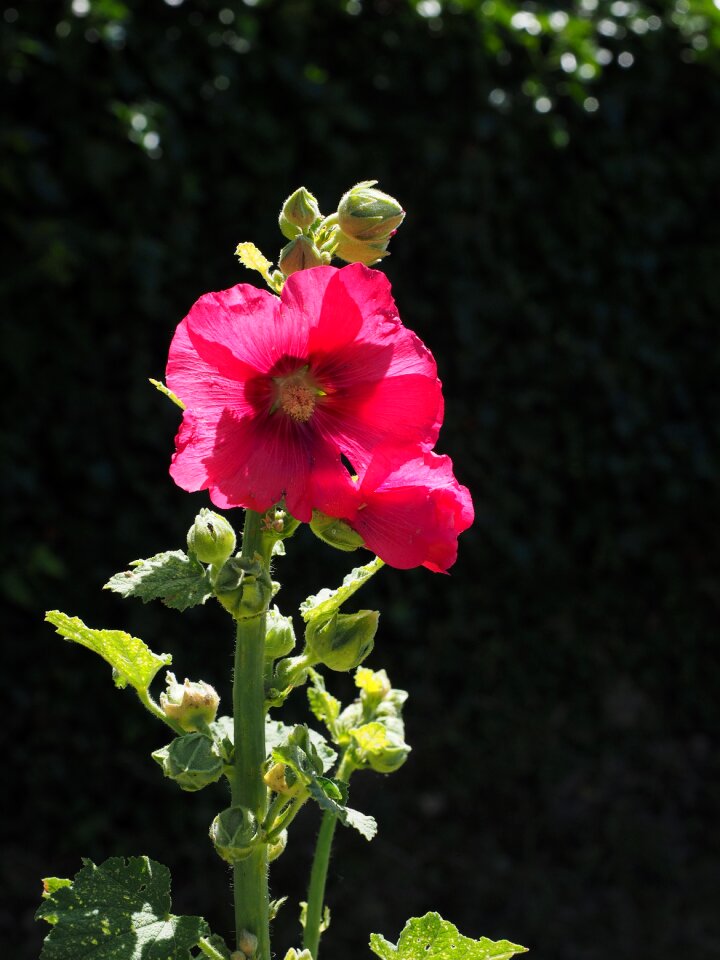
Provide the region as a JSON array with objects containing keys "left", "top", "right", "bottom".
[
  {"left": 166, "top": 264, "right": 443, "bottom": 522},
  {"left": 316, "top": 449, "right": 474, "bottom": 572}
]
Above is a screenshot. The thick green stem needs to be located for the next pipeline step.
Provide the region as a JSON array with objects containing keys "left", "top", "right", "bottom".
[
  {"left": 303, "top": 754, "right": 355, "bottom": 959},
  {"left": 232, "top": 509, "right": 270, "bottom": 960}
]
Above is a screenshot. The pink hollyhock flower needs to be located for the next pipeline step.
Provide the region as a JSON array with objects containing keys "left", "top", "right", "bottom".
[
  {"left": 316, "top": 449, "right": 474, "bottom": 572},
  {"left": 166, "top": 264, "right": 443, "bottom": 522}
]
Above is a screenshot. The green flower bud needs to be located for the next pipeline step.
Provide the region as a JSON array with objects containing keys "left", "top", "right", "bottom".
[
  {"left": 267, "top": 829, "right": 288, "bottom": 862},
  {"left": 152, "top": 732, "right": 224, "bottom": 792},
  {"left": 210, "top": 805, "right": 259, "bottom": 864},
  {"left": 333, "top": 230, "right": 390, "bottom": 266},
  {"left": 265, "top": 607, "right": 296, "bottom": 660},
  {"left": 278, "top": 236, "right": 324, "bottom": 276},
  {"left": 159, "top": 671, "right": 220, "bottom": 732},
  {"left": 349, "top": 721, "right": 410, "bottom": 774},
  {"left": 187, "top": 508, "right": 236, "bottom": 565},
  {"left": 279, "top": 187, "right": 321, "bottom": 239},
  {"left": 270, "top": 655, "right": 309, "bottom": 696},
  {"left": 309, "top": 511, "right": 365, "bottom": 552},
  {"left": 337, "top": 180, "right": 405, "bottom": 241},
  {"left": 305, "top": 610, "right": 378, "bottom": 672},
  {"left": 368, "top": 734, "right": 410, "bottom": 774},
  {"left": 236, "top": 930, "right": 258, "bottom": 958},
  {"left": 263, "top": 761, "right": 299, "bottom": 796},
  {"left": 214, "top": 556, "right": 273, "bottom": 620}
]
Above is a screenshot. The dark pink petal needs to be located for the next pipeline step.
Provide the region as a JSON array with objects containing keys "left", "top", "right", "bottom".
[
  {"left": 171, "top": 407, "right": 353, "bottom": 522},
  {"left": 183, "top": 284, "right": 308, "bottom": 377},
  {"left": 314, "top": 372, "right": 444, "bottom": 473},
  {"left": 349, "top": 451, "right": 474, "bottom": 572},
  {"left": 166, "top": 265, "right": 451, "bottom": 523},
  {"left": 167, "top": 318, "right": 257, "bottom": 421}
]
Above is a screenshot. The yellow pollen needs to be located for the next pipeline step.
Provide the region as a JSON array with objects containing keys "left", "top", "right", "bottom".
[{"left": 278, "top": 378, "right": 316, "bottom": 422}]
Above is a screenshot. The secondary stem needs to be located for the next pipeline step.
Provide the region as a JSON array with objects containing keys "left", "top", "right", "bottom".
[
  {"left": 232, "top": 509, "right": 270, "bottom": 959},
  {"left": 303, "top": 754, "right": 355, "bottom": 959}
]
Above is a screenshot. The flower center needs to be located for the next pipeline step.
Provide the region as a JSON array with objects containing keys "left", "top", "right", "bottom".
[{"left": 275, "top": 371, "right": 318, "bottom": 423}]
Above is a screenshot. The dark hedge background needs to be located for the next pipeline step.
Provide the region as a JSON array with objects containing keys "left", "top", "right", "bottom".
[{"left": 3, "top": 1, "right": 719, "bottom": 958}]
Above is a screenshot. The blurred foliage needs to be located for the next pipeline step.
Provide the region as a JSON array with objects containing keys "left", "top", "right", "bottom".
[{"left": 2, "top": 1, "right": 719, "bottom": 959}]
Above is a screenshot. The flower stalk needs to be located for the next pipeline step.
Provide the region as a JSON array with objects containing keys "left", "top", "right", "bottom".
[
  {"left": 303, "top": 753, "right": 356, "bottom": 959},
  {"left": 232, "top": 509, "right": 270, "bottom": 959}
]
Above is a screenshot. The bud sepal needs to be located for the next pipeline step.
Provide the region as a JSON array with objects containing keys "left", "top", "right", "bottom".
[
  {"left": 337, "top": 180, "right": 405, "bottom": 241},
  {"left": 210, "top": 805, "right": 260, "bottom": 864},
  {"left": 305, "top": 610, "right": 378, "bottom": 672},
  {"left": 152, "top": 732, "right": 225, "bottom": 792},
  {"left": 279, "top": 187, "right": 321, "bottom": 239}
]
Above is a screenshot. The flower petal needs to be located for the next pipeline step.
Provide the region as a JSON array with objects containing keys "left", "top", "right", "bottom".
[{"left": 349, "top": 451, "right": 474, "bottom": 571}]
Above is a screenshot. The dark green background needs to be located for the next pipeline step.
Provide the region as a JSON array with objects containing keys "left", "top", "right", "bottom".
[{"left": 3, "top": 1, "right": 719, "bottom": 957}]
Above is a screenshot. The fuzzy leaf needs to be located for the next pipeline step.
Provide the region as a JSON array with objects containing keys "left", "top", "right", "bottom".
[
  {"left": 235, "top": 242, "right": 275, "bottom": 286},
  {"left": 105, "top": 550, "right": 212, "bottom": 612},
  {"left": 272, "top": 725, "right": 376, "bottom": 840},
  {"left": 45, "top": 611, "right": 171, "bottom": 693},
  {"left": 265, "top": 719, "right": 337, "bottom": 772},
  {"left": 307, "top": 670, "right": 342, "bottom": 735},
  {"left": 36, "top": 856, "right": 209, "bottom": 960},
  {"left": 300, "top": 556, "right": 384, "bottom": 623},
  {"left": 369, "top": 913, "right": 528, "bottom": 960}
]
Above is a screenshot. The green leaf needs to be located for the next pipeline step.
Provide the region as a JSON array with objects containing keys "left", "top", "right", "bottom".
[
  {"left": 369, "top": 913, "right": 528, "bottom": 960},
  {"left": 45, "top": 611, "right": 171, "bottom": 693},
  {"left": 307, "top": 669, "right": 342, "bottom": 735},
  {"left": 105, "top": 550, "right": 212, "bottom": 612},
  {"left": 265, "top": 718, "right": 337, "bottom": 772},
  {"left": 272, "top": 725, "right": 376, "bottom": 840},
  {"left": 305, "top": 778, "right": 377, "bottom": 841},
  {"left": 36, "top": 856, "right": 209, "bottom": 960},
  {"left": 235, "top": 241, "right": 276, "bottom": 287},
  {"left": 300, "top": 556, "right": 384, "bottom": 623}
]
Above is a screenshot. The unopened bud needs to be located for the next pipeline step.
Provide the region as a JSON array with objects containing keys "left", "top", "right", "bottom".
[
  {"left": 367, "top": 734, "right": 410, "bottom": 774},
  {"left": 279, "top": 187, "right": 321, "bottom": 240},
  {"left": 236, "top": 929, "right": 258, "bottom": 958},
  {"left": 279, "top": 236, "right": 324, "bottom": 276},
  {"left": 210, "top": 805, "right": 259, "bottom": 863},
  {"left": 350, "top": 721, "right": 410, "bottom": 774},
  {"left": 309, "top": 512, "right": 365, "bottom": 552},
  {"left": 152, "top": 732, "right": 224, "bottom": 791},
  {"left": 333, "top": 230, "right": 390, "bottom": 266},
  {"left": 265, "top": 607, "right": 296, "bottom": 660},
  {"left": 306, "top": 610, "right": 378, "bottom": 672},
  {"left": 263, "top": 761, "right": 298, "bottom": 796},
  {"left": 160, "top": 672, "right": 220, "bottom": 731},
  {"left": 214, "top": 556, "right": 273, "bottom": 620},
  {"left": 283, "top": 950, "right": 313, "bottom": 960},
  {"left": 337, "top": 181, "right": 405, "bottom": 241},
  {"left": 187, "top": 508, "right": 236, "bottom": 565}
]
